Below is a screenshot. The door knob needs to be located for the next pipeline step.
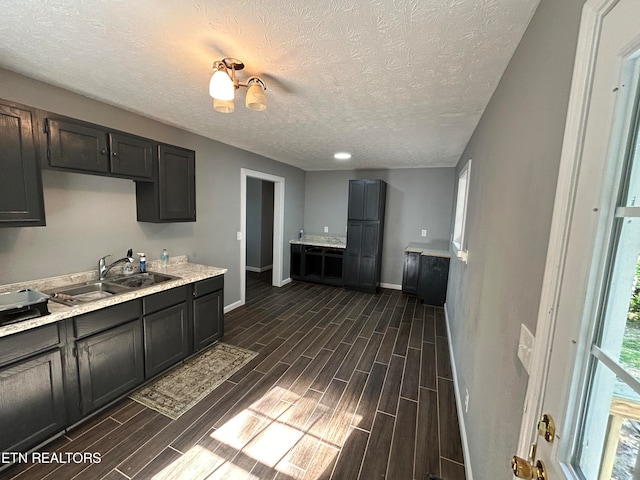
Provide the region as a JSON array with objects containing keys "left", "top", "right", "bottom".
[{"left": 512, "top": 456, "right": 547, "bottom": 480}]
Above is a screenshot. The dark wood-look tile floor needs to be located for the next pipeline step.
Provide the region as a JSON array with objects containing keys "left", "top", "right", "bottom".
[{"left": 1, "top": 274, "right": 466, "bottom": 480}]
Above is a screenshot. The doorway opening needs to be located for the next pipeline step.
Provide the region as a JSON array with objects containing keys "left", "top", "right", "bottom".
[{"left": 240, "top": 168, "right": 285, "bottom": 307}]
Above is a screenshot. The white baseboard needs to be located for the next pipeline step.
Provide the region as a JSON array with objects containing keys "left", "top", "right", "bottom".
[
  {"left": 379, "top": 282, "right": 402, "bottom": 290},
  {"left": 444, "top": 303, "right": 473, "bottom": 480},
  {"left": 245, "top": 265, "right": 273, "bottom": 273},
  {"left": 223, "top": 300, "right": 243, "bottom": 313}
]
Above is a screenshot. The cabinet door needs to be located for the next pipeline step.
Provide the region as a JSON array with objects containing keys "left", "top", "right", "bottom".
[
  {"left": 0, "top": 101, "right": 45, "bottom": 226},
  {"left": 159, "top": 144, "right": 196, "bottom": 221},
  {"left": 359, "top": 222, "right": 380, "bottom": 290},
  {"left": 417, "top": 256, "right": 451, "bottom": 306},
  {"left": 144, "top": 303, "right": 189, "bottom": 378},
  {"left": 402, "top": 252, "right": 420, "bottom": 294},
  {"left": 0, "top": 349, "right": 66, "bottom": 452},
  {"left": 363, "top": 180, "right": 383, "bottom": 221},
  {"left": 47, "top": 118, "right": 109, "bottom": 173},
  {"left": 343, "top": 221, "right": 363, "bottom": 286},
  {"left": 109, "top": 133, "right": 153, "bottom": 179},
  {"left": 347, "top": 180, "right": 365, "bottom": 220},
  {"left": 77, "top": 319, "right": 144, "bottom": 414},
  {"left": 193, "top": 290, "right": 222, "bottom": 352}
]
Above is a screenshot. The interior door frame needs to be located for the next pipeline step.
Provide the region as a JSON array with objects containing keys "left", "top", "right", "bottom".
[
  {"left": 239, "top": 168, "right": 286, "bottom": 307},
  {"left": 517, "top": 0, "right": 622, "bottom": 456}
]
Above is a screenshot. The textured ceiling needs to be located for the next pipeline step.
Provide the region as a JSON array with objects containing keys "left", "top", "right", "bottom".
[{"left": 0, "top": 0, "right": 539, "bottom": 171}]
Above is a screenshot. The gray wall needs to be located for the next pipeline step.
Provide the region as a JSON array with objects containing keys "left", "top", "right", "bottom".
[
  {"left": 304, "top": 168, "right": 455, "bottom": 286},
  {"left": 0, "top": 69, "right": 306, "bottom": 308},
  {"left": 445, "top": 0, "right": 585, "bottom": 478},
  {"left": 245, "top": 178, "right": 274, "bottom": 270}
]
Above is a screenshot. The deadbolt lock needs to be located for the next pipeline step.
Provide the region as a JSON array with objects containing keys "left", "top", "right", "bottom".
[
  {"left": 512, "top": 456, "right": 547, "bottom": 480},
  {"left": 537, "top": 413, "right": 556, "bottom": 443}
]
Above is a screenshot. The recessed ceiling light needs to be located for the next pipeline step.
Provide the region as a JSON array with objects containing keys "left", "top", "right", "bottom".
[{"left": 334, "top": 152, "right": 352, "bottom": 160}]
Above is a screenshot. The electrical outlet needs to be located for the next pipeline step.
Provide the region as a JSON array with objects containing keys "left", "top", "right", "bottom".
[
  {"left": 236, "top": 232, "right": 242, "bottom": 241},
  {"left": 464, "top": 388, "right": 470, "bottom": 413},
  {"left": 421, "top": 229, "right": 427, "bottom": 237},
  {"left": 324, "top": 226, "right": 329, "bottom": 233}
]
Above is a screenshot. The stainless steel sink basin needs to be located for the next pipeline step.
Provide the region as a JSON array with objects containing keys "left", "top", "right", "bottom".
[
  {"left": 49, "top": 282, "right": 131, "bottom": 306},
  {"left": 48, "top": 272, "right": 179, "bottom": 306},
  {"left": 108, "top": 272, "right": 178, "bottom": 289}
]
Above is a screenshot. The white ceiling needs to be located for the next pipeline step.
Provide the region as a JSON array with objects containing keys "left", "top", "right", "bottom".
[{"left": 0, "top": 0, "right": 539, "bottom": 171}]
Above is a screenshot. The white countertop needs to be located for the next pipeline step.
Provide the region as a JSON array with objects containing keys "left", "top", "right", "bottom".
[
  {"left": 404, "top": 241, "right": 451, "bottom": 258},
  {"left": 0, "top": 256, "right": 227, "bottom": 338},
  {"left": 290, "top": 235, "right": 347, "bottom": 249}
]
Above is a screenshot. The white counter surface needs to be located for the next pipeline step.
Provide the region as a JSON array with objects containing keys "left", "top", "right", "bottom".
[
  {"left": 404, "top": 241, "right": 451, "bottom": 258},
  {"left": 0, "top": 256, "right": 226, "bottom": 338}
]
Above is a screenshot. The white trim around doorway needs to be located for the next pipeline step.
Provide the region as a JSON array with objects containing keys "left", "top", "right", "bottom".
[{"left": 240, "top": 168, "right": 286, "bottom": 307}]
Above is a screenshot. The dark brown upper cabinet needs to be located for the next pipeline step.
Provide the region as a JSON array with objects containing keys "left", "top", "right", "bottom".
[
  {"left": 46, "top": 117, "right": 153, "bottom": 181},
  {"left": 0, "top": 100, "right": 46, "bottom": 227},
  {"left": 347, "top": 179, "right": 386, "bottom": 221},
  {"left": 135, "top": 144, "right": 196, "bottom": 223}
]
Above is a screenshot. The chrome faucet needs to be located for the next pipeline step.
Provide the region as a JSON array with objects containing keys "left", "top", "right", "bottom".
[{"left": 99, "top": 251, "right": 134, "bottom": 280}]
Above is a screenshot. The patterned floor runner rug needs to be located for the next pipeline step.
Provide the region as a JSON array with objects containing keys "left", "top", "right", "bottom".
[{"left": 130, "top": 343, "right": 258, "bottom": 419}]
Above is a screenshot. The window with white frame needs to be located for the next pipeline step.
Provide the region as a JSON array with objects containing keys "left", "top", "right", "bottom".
[{"left": 452, "top": 159, "right": 471, "bottom": 262}]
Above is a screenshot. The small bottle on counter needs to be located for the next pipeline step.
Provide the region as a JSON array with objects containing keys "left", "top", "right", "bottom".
[
  {"left": 137, "top": 253, "right": 146, "bottom": 273},
  {"left": 161, "top": 248, "right": 169, "bottom": 268},
  {"left": 299, "top": 229, "right": 304, "bottom": 240}
]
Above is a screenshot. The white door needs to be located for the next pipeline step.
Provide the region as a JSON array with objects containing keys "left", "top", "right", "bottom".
[{"left": 515, "top": 0, "right": 640, "bottom": 479}]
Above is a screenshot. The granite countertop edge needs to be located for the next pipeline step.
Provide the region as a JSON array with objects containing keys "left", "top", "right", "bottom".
[
  {"left": 404, "top": 242, "right": 452, "bottom": 258},
  {"left": 0, "top": 257, "right": 227, "bottom": 338},
  {"left": 289, "top": 235, "right": 346, "bottom": 249}
]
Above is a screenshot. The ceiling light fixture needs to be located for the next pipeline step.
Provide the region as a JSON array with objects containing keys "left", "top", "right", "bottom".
[
  {"left": 334, "top": 152, "right": 352, "bottom": 160},
  {"left": 209, "top": 58, "right": 267, "bottom": 113}
]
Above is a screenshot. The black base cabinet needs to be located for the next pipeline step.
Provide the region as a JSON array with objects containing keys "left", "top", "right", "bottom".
[
  {"left": 193, "top": 276, "right": 224, "bottom": 351},
  {"left": 76, "top": 318, "right": 144, "bottom": 415},
  {"left": 143, "top": 287, "right": 189, "bottom": 378},
  {"left": 0, "top": 274, "right": 225, "bottom": 454},
  {"left": 290, "top": 245, "right": 344, "bottom": 287},
  {"left": 402, "top": 252, "right": 420, "bottom": 295},
  {"left": 0, "top": 324, "right": 66, "bottom": 452},
  {"left": 416, "top": 255, "right": 450, "bottom": 307}
]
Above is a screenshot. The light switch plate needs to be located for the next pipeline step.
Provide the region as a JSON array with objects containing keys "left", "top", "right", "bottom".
[
  {"left": 518, "top": 323, "right": 535, "bottom": 374},
  {"left": 324, "top": 226, "right": 329, "bottom": 233}
]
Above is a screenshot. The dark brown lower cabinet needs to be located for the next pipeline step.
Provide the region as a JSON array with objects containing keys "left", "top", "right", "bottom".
[
  {"left": 144, "top": 303, "right": 189, "bottom": 378},
  {"left": 402, "top": 251, "right": 420, "bottom": 295},
  {"left": 416, "top": 255, "right": 451, "bottom": 307},
  {"left": 76, "top": 319, "right": 144, "bottom": 415},
  {"left": 0, "top": 348, "right": 66, "bottom": 452},
  {"left": 193, "top": 277, "right": 224, "bottom": 352}
]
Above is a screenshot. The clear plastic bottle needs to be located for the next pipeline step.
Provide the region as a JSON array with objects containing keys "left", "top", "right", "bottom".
[
  {"left": 161, "top": 248, "right": 169, "bottom": 269},
  {"left": 137, "top": 253, "right": 146, "bottom": 273}
]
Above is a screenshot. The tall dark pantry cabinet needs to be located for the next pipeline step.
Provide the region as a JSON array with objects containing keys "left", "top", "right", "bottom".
[{"left": 343, "top": 179, "right": 387, "bottom": 293}]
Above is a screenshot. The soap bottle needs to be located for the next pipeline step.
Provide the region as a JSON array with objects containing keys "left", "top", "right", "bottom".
[
  {"left": 161, "top": 248, "right": 169, "bottom": 268},
  {"left": 137, "top": 253, "right": 146, "bottom": 273}
]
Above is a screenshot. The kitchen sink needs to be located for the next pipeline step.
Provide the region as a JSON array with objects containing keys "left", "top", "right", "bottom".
[
  {"left": 47, "top": 272, "right": 179, "bottom": 306},
  {"left": 108, "top": 272, "right": 178, "bottom": 289}
]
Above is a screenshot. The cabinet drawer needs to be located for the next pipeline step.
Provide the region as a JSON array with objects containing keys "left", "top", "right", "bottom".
[
  {"left": 0, "top": 323, "right": 60, "bottom": 367},
  {"left": 74, "top": 300, "right": 140, "bottom": 339},
  {"left": 143, "top": 286, "right": 187, "bottom": 315},
  {"left": 193, "top": 276, "right": 224, "bottom": 298}
]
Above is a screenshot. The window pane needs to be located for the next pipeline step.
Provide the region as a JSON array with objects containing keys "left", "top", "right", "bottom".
[
  {"left": 577, "top": 362, "right": 640, "bottom": 479},
  {"left": 599, "top": 218, "right": 640, "bottom": 382},
  {"left": 623, "top": 107, "right": 639, "bottom": 208}
]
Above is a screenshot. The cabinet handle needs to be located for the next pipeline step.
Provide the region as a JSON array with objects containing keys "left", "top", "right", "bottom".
[
  {"left": 112, "top": 152, "right": 119, "bottom": 157},
  {"left": 100, "top": 148, "right": 107, "bottom": 155}
]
